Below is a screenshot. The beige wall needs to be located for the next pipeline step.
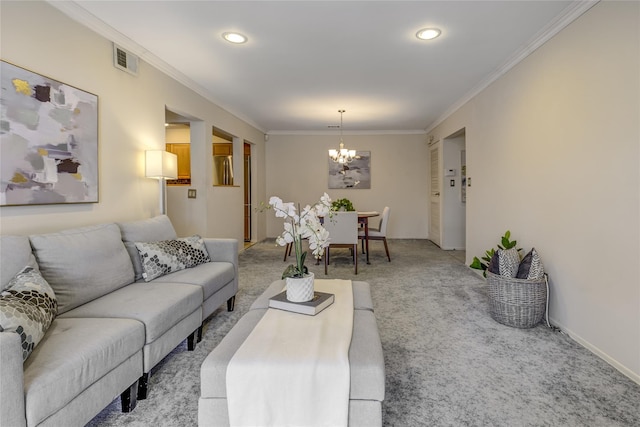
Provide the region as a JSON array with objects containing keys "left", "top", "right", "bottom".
[
  {"left": 0, "top": 1, "right": 267, "bottom": 244},
  {"left": 429, "top": 1, "right": 639, "bottom": 382},
  {"left": 265, "top": 133, "right": 428, "bottom": 239}
]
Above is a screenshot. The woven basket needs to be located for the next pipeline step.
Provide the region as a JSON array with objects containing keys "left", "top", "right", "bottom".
[{"left": 486, "top": 271, "right": 548, "bottom": 328}]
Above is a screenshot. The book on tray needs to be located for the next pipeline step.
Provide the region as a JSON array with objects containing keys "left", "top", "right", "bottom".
[{"left": 269, "top": 291, "right": 335, "bottom": 315}]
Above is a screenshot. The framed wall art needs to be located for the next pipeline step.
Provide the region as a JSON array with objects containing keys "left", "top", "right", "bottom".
[
  {"left": 0, "top": 61, "right": 98, "bottom": 206},
  {"left": 328, "top": 150, "right": 371, "bottom": 189}
]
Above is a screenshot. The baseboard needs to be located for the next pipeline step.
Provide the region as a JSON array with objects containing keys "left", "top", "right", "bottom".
[{"left": 549, "top": 316, "right": 640, "bottom": 386}]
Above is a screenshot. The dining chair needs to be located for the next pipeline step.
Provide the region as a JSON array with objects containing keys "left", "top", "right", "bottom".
[
  {"left": 323, "top": 211, "right": 358, "bottom": 274},
  {"left": 283, "top": 242, "right": 293, "bottom": 261},
  {"left": 359, "top": 206, "right": 391, "bottom": 262}
]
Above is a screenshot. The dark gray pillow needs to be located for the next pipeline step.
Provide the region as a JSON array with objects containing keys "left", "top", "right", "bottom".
[{"left": 488, "top": 251, "right": 500, "bottom": 274}]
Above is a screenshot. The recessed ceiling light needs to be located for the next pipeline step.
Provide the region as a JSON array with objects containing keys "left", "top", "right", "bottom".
[
  {"left": 416, "top": 28, "right": 441, "bottom": 41},
  {"left": 222, "top": 32, "right": 248, "bottom": 44}
]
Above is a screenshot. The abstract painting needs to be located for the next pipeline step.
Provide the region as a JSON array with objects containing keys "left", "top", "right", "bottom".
[
  {"left": 0, "top": 61, "right": 98, "bottom": 206},
  {"left": 328, "top": 151, "right": 371, "bottom": 189}
]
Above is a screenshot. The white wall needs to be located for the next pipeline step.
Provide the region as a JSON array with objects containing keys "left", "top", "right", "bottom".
[
  {"left": 265, "top": 133, "right": 428, "bottom": 239},
  {"left": 428, "top": 1, "right": 639, "bottom": 382},
  {"left": 0, "top": 1, "right": 267, "bottom": 244}
]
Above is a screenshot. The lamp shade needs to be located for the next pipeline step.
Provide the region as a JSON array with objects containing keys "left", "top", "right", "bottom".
[{"left": 145, "top": 150, "right": 178, "bottom": 180}]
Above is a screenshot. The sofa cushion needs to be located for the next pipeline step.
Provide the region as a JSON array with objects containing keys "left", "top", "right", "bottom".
[
  {"left": 29, "top": 223, "right": 134, "bottom": 314},
  {"left": 23, "top": 317, "right": 144, "bottom": 427},
  {"left": 152, "top": 261, "right": 235, "bottom": 300},
  {"left": 135, "top": 235, "right": 211, "bottom": 282},
  {"left": 0, "top": 235, "right": 38, "bottom": 291},
  {"left": 118, "top": 215, "right": 178, "bottom": 281},
  {"left": 59, "top": 282, "right": 202, "bottom": 344},
  {"left": 0, "top": 266, "right": 57, "bottom": 361}
]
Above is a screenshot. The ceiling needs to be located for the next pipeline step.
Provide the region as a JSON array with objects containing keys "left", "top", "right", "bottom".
[{"left": 54, "top": 1, "right": 595, "bottom": 133}]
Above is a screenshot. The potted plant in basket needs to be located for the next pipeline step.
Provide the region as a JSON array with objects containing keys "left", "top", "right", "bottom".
[
  {"left": 469, "top": 230, "right": 520, "bottom": 277},
  {"left": 265, "top": 193, "right": 332, "bottom": 302},
  {"left": 470, "top": 230, "right": 548, "bottom": 328}
]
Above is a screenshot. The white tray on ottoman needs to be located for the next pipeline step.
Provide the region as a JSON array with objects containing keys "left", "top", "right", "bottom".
[{"left": 198, "top": 280, "right": 385, "bottom": 427}]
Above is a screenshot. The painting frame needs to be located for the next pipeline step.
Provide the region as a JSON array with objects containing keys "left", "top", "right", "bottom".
[
  {"left": 328, "top": 150, "right": 371, "bottom": 189},
  {"left": 1, "top": 60, "right": 99, "bottom": 206}
]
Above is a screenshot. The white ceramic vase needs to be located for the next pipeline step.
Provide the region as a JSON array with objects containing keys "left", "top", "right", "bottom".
[{"left": 285, "top": 272, "right": 315, "bottom": 302}]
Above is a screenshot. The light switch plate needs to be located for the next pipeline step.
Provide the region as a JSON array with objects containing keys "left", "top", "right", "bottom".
[{"left": 188, "top": 189, "right": 197, "bottom": 199}]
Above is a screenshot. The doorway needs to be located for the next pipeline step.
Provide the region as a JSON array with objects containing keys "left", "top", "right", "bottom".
[
  {"left": 243, "top": 142, "right": 252, "bottom": 243},
  {"left": 429, "top": 142, "right": 441, "bottom": 246},
  {"left": 441, "top": 129, "right": 466, "bottom": 250},
  {"left": 429, "top": 129, "right": 467, "bottom": 251}
]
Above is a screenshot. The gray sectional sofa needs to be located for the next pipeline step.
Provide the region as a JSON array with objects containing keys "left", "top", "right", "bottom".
[{"left": 0, "top": 215, "right": 238, "bottom": 427}]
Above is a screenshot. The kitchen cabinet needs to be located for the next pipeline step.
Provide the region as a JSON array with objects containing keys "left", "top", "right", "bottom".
[{"left": 166, "top": 143, "right": 191, "bottom": 182}]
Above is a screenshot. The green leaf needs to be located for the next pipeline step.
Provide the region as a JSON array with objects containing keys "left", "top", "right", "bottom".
[
  {"left": 469, "top": 257, "right": 483, "bottom": 270},
  {"left": 282, "top": 264, "right": 297, "bottom": 279},
  {"left": 482, "top": 248, "right": 495, "bottom": 264}
]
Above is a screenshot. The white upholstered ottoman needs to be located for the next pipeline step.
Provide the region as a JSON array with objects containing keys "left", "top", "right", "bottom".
[{"left": 198, "top": 280, "right": 385, "bottom": 426}]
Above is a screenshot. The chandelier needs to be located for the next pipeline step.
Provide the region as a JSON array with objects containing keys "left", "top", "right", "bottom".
[{"left": 328, "top": 109, "right": 356, "bottom": 164}]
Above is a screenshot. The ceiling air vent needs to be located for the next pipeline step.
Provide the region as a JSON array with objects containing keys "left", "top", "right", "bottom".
[{"left": 113, "top": 43, "right": 138, "bottom": 76}]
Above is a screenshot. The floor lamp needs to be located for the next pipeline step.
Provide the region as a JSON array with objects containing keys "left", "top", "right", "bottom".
[{"left": 145, "top": 150, "right": 178, "bottom": 215}]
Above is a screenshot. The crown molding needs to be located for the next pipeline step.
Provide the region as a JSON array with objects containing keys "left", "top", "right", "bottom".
[
  {"left": 267, "top": 129, "right": 427, "bottom": 136},
  {"left": 47, "top": 1, "right": 267, "bottom": 133},
  {"left": 425, "top": 0, "right": 600, "bottom": 134}
]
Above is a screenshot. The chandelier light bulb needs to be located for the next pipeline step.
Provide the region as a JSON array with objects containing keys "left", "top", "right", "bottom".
[{"left": 329, "top": 110, "right": 356, "bottom": 164}]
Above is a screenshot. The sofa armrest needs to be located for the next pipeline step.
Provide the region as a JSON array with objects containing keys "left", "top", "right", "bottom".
[
  {"left": 204, "top": 238, "right": 239, "bottom": 292},
  {"left": 203, "top": 238, "right": 238, "bottom": 266},
  {"left": 0, "top": 332, "right": 26, "bottom": 427}
]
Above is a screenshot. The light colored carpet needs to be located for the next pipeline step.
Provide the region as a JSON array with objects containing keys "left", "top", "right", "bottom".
[{"left": 88, "top": 239, "right": 640, "bottom": 426}]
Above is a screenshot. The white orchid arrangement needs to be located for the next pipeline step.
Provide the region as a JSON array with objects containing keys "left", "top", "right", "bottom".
[{"left": 267, "top": 193, "right": 332, "bottom": 279}]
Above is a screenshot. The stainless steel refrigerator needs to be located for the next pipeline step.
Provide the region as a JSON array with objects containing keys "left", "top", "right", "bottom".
[{"left": 213, "top": 154, "right": 234, "bottom": 186}]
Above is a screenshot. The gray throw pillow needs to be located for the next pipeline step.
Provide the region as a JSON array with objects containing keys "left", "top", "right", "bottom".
[
  {"left": 135, "top": 235, "right": 210, "bottom": 282},
  {"left": 488, "top": 251, "right": 500, "bottom": 274},
  {"left": 517, "top": 248, "right": 545, "bottom": 279},
  {"left": 0, "top": 266, "right": 58, "bottom": 361},
  {"left": 497, "top": 248, "right": 520, "bottom": 278}
]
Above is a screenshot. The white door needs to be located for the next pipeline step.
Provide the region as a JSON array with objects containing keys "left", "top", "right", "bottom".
[{"left": 429, "top": 143, "right": 441, "bottom": 246}]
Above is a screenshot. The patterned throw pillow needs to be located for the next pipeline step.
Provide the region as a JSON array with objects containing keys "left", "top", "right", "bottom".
[
  {"left": 497, "top": 248, "right": 520, "bottom": 278},
  {"left": 517, "top": 248, "right": 545, "bottom": 279},
  {"left": 135, "top": 235, "right": 210, "bottom": 282},
  {"left": 0, "top": 266, "right": 58, "bottom": 361}
]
